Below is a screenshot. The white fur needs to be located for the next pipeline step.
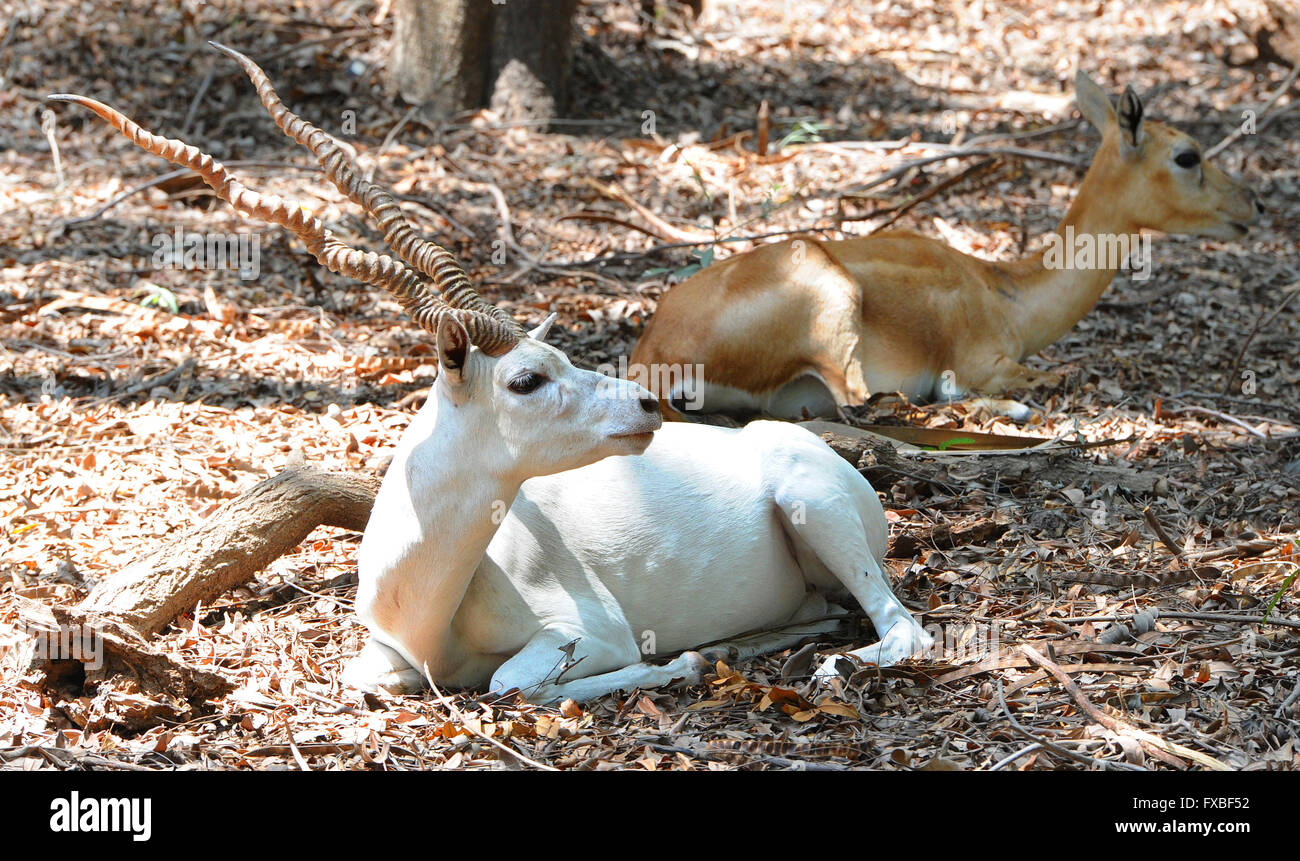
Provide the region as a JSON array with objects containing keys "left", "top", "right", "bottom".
[{"left": 344, "top": 324, "right": 932, "bottom": 703}]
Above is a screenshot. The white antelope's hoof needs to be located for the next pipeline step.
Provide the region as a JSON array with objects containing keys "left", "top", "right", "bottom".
[
  {"left": 813, "top": 654, "right": 856, "bottom": 685},
  {"left": 812, "top": 626, "right": 934, "bottom": 685},
  {"left": 674, "top": 650, "right": 713, "bottom": 686},
  {"left": 343, "top": 641, "right": 426, "bottom": 694}
]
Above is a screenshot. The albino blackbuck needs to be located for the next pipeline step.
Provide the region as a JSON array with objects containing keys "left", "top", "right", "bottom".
[
  {"left": 631, "top": 72, "right": 1264, "bottom": 420},
  {"left": 53, "top": 44, "right": 932, "bottom": 704}
]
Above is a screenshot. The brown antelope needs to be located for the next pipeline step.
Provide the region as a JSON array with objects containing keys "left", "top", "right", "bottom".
[
  {"left": 52, "top": 44, "right": 932, "bottom": 704},
  {"left": 630, "top": 72, "right": 1264, "bottom": 420}
]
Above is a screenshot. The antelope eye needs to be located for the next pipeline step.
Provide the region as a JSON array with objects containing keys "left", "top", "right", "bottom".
[
  {"left": 507, "top": 373, "right": 546, "bottom": 395},
  {"left": 1174, "top": 150, "right": 1201, "bottom": 169}
]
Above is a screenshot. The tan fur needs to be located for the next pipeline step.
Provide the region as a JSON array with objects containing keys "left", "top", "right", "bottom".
[{"left": 631, "top": 74, "right": 1262, "bottom": 419}]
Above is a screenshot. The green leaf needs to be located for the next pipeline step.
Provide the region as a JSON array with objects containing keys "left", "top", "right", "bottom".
[
  {"left": 138, "top": 285, "right": 179, "bottom": 314},
  {"left": 1261, "top": 555, "right": 1299, "bottom": 626},
  {"left": 777, "top": 119, "right": 828, "bottom": 150}
]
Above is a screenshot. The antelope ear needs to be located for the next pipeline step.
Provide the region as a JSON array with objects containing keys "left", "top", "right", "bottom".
[
  {"left": 1074, "top": 70, "right": 1116, "bottom": 132},
  {"left": 1116, "top": 85, "right": 1146, "bottom": 155},
  {"left": 529, "top": 312, "right": 558, "bottom": 343},
  {"left": 436, "top": 314, "right": 470, "bottom": 390}
]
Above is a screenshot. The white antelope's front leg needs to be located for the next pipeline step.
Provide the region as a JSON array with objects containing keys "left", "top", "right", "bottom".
[
  {"left": 489, "top": 627, "right": 710, "bottom": 705},
  {"left": 343, "top": 637, "right": 426, "bottom": 694}
]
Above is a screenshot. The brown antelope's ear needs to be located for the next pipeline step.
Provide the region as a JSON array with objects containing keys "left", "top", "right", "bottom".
[
  {"left": 1116, "top": 85, "right": 1145, "bottom": 155},
  {"left": 1074, "top": 70, "right": 1116, "bottom": 132},
  {"left": 436, "top": 314, "right": 471, "bottom": 389},
  {"left": 529, "top": 312, "right": 558, "bottom": 343}
]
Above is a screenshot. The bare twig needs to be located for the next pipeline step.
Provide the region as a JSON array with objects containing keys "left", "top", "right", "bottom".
[
  {"left": 989, "top": 742, "right": 1043, "bottom": 770},
  {"left": 426, "top": 680, "right": 559, "bottom": 771},
  {"left": 1277, "top": 681, "right": 1300, "bottom": 718},
  {"left": 1221, "top": 281, "right": 1300, "bottom": 395},
  {"left": 179, "top": 65, "right": 215, "bottom": 137},
  {"left": 1143, "top": 505, "right": 1186, "bottom": 562},
  {"left": 995, "top": 679, "right": 1144, "bottom": 770},
  {"left": 842, "top": 145, "right": 1083, "bottom": 201},
  {"left": 584, "top": 178, "right": 716, "bottom": 243},
  {"left": 1161, "top": 610, "right": 1300, "bottom": 630},
  {"left": 864, "top": 157, "right": 998, "bottom": 235},
  {"left": 61, "top": 161, "right": 325, "bottom": 226},
  {"left": 1205, "top": 63, "right": 1300, "bottom": 159},
  {"left": 1020, "top": 645, "right": 1231, "bottom": 770}
]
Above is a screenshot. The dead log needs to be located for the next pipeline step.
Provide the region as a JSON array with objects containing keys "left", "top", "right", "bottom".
[
  {"left": 390, "top": 0, "right": 491, "bottom": 116},
  {"left": 389, "top": 0, "right": 580, "bottom": 126},
  {"left": 78, "top": 463, "right": 379, "bottom": 638},
  {"left": 13, "top": 598, "right": 234, "bottom": 730},
  {"left": 8, "top": 463, "right": 378, "bottom": 727},
  {"left": 887, "top": 517, "right": 1010, "bottom": 559}
]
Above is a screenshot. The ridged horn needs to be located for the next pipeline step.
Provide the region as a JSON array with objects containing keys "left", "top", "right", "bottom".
[
  {"left": 207, "top": 41, "right": 520, "bottom": 336},
  {"left": 47, "top": 91, "right": 520, "bottom": 356}
]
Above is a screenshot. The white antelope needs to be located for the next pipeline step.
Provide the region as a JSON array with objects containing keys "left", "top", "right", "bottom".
[
  {"left": 631, "top": 71, "right": 1264, "bottom": 420},
  {"left": 54, "top": 44, "right": 932, "bottom": 704}
]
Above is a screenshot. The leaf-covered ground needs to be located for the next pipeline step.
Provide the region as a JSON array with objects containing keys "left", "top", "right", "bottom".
[{"left": 1, "top": 0, "right": 1297, "bottom": 770}]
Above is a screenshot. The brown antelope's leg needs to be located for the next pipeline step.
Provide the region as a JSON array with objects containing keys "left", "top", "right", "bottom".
[{"left": 980, "top": 355, "right": 1064, "bottom": 394}]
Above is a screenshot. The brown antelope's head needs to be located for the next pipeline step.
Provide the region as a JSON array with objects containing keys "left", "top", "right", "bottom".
[
  {"left": 52, "top": 42, "right": 661, "bottom": 483},
  {"left": 1074, "top": 70, "right": 1264, "bottom": 240}
]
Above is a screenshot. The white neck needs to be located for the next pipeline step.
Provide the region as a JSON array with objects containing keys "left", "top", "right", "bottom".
[{"left": 357, "top": 386, "right": 523, "bottom": 674}]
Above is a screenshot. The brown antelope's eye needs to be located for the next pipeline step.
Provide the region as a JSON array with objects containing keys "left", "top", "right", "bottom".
[
  {"left": 1174, "top": 150, "right": 1201, "bottom": 169},
  {"left": 508, "top": 373, "right": 546, "bottom": 395}
]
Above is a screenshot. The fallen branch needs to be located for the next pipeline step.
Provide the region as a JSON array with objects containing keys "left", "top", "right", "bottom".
[
  {"left": 14, "top": 598, "right": 233, "bottom": 730},
  {"left": 1143, "top": 505, "right": 1186, "bottom": 562},
  {"left": 1020, "top": 644, "right": 1231, "bottom": 770},
  {"left": 427, "top": 681, "right": 559, "bottom": 771},
  {"left": 995, "top": 679, "right": 1144, "bottom": 771},
  {"left": 1184, "top": 539, "right": 1279, "bottom": 563},
  {"left": 1160, "top": 610, "right": 1300, "bottom": 630},
  {"left": 60, "top": 161, "right": 325, "bottom": 227},
  {"left": 841, "top": 144, "right": 1084, "bottom": 200},
  {"left": 79, "top": 462, "right": 379, "bottom": 638},
  {"left": 1220, "top": 281, "right": 1300, "bottom": 395},
  {"left": 863, "top": 157, "right": 999, "bottom": 235}
]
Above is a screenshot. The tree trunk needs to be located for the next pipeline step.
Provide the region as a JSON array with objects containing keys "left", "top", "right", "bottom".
[
  {"left": 78, "top": 464, "right": 379, "bottom": 638},
  {"left": 389, "top": 0, "right": 579, "bottom": 125},
  {"left": 390, "top": 0, "right": 492, "bottom": 115},
  {"left": 487, "top": 0, "right": 580, "bottom": 124}
]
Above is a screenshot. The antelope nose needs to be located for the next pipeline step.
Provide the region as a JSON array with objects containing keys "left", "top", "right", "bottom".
[{"left": 639, "top": 396, "right": 660, "bottom": 414}]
